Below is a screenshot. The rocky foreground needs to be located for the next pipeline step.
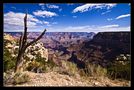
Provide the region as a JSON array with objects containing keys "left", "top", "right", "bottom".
[{"left": 5, "top": 71, "right": 130, "bottom": 87}]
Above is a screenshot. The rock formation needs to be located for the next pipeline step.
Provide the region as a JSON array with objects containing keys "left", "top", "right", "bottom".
[{"left": 77, "top": 32, "right": 130, "bottom": 67}]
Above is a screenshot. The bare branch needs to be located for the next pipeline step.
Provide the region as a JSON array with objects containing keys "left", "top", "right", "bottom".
[
  {"left": 23, "top": 12, "right": 28, "bottom": 45},
  {"left": 26, "top": 29, "right": 46, "bottom": 48},
  {"left": 19, "top": 32, "right": 23, "bottom": 52}
]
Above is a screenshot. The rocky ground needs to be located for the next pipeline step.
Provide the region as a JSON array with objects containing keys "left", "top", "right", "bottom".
[{"left": 5, "top": 71, "right": 130, "bottom": 87}]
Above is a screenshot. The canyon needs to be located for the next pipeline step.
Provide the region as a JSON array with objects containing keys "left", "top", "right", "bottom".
[{"left": 5, "top": 31, "right": 130, "bottom": 68}]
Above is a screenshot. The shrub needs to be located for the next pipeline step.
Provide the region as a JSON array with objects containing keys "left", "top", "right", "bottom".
[
  {"left": 26, "top": 60, "right": 42, "bottom": 72},
  {"left": 84, "top": 63, "right": 107, "bottom": 77},
  {"left": 4, "top": 72, "right": 30, "bottom": 85},
  {"left": 59, "top": 60, "right": 78, "bottom": 76},
  {"left": 3, "top": 40, "right": 16, "bottom": 72},
  {"left": 107, "top": 54, "right": 131, "bottom": 80},
  {"left": 4, "top": 36, "right": 48, "bottom": 73},
  {"left": 26, "top": 57, "right": 57, "bottom": 73},
  {"left": 107, "top": 63, "right": 130, "bottom": 80},
  {"left": 13, "top": 72, "right": 30, "bottom": 85},
  {"left": 78, "top": 69, "right": 88, "bottom": 77},
  {"left": 95, "top": 65, "right": 107, "bottom": 77},
  {"left": 44, "top": 59, "right": 57, "bottom": 72},
  {"left": 3, "top": 49, "right": 15, "bottom": 72}
]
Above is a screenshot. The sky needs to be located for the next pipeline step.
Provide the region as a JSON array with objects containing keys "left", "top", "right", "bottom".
[{"left": 3, "top": 3, "right": 131, "bottom": 33}]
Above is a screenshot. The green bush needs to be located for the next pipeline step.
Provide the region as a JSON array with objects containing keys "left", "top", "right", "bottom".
[
  {"left": 25, "top": 52, "right": 46, "bottom": 73},
  {"left": 26, "top": 57, "right": 57, "bottom": 73},
  {"left": 107, "top": 63, "right": 130, "bottom": 80},
  {"left": 4, "top": 50, "right": 15, "bottom": 72},
  {"left": 35, "top": 53, "right": 46, "bottom": 64},
  {"left": 39, "top": 59, "right": 58, "bottom": 73},
  {"left": 26, "top": 60, "right": 42, "bottom": 72},
  {"left": 44, "top": 59, "right": 57, "bottom": 71},
  {"left": 107, "top": 54, "right": 131, "bottom": 80},
  {"left": 3, "top": 41, "right": 16, "bottom": 72}
]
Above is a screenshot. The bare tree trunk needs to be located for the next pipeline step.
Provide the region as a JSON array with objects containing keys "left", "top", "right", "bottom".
[
  {"left": 15, "top": 51, "right": 24, "bottom": 72},
  {"left": 14, "top": 11, "right": 47, "bottom": 73}
]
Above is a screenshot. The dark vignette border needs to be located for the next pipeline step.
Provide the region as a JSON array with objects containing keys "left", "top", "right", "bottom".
[{"left": 0, "top": 0, "right": 133, "bottom": 89}]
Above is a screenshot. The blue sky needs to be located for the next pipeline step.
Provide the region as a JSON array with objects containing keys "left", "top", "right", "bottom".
[{"left": 4, "top": 3, "right": 131, "bottom": 33}]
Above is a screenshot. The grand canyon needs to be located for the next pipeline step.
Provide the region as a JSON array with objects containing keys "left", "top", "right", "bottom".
[
  {"left": 4, "top": 31, "right": 131, "bottom": 86},
  {"left": 3, "top": 3, "right": 131, "bottom": 87}
]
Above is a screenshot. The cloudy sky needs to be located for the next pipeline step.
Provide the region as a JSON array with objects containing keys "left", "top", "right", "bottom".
[{"left": 4, "top": 3, "right": 130, "bottom": 33}]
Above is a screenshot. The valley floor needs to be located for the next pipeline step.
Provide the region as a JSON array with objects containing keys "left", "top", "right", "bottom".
[{"left": 5, "top": 71, "right": 130, "bottom": 87}]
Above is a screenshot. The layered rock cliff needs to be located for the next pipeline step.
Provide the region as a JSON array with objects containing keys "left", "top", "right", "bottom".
[{"left": 76, "top": 32, "right": 130, "bottom": 67}]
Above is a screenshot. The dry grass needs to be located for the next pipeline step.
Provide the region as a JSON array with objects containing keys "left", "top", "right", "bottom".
[
  {"left": 4, "top": 71, "right": 130, "bottom": 87},
  {"left": 4, "top": 60, "right": 130, "bottom": 87},
  {"left": 4, "top": 71, "right": 30, "bottom": 86}
]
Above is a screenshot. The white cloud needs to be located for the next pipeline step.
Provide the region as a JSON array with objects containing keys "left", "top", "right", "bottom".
[
  {"left": 33, "top": 10, "right": 58, "bottom": 17},
  {"left": 48, "top": 25, "right": 130, "bottom": 33},
  {"left": 98, "top": 26, "right": 130, "bottom": 33},
  {"left": 4, "top": 11, "right": 39, "bottom": 27},
  {"left": 46, "top": 4, "right": 59, "bottom": 9},
  {"left": 4, "top": 11, "right": 46, "bottom": 32},
  {"left": 105, "top": 4, "right": 117, "bottom": 9},
  {"left": 42, "top": 21, "right": 49, "bottom": 25},
  {"left": 73, "top": 16, "right": 77, "bottom": 18},
  {"left": 101, "top": 10, "right": 111, "bottom": 15},
  {"left": 39, "top": 3, "right": 45, "bottom": 10},
  {"left": 107, "top": 18, "right": 113, "bottom": 21},
  {"left": 116, "top": 14, "right": 130, "bottom": 19},
  {"left": 72, "top": 3, "right": 116, "bottom": 13},
  {"left": 100, "top": 24, "right": 119, "bottom": 28},
  {"left": 46, "top": 4, "right": 62, "bottom": 12},
  {"left": 41, "top": 20, "right": 53, "bottom": 27},
  {"left": 66, "top": 26, "right": 90, "bottom": 30}
]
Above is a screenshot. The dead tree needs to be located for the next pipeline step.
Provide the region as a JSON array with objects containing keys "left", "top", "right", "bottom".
[{"left": 14, "top": 12, "right": 46, "bottom": 72}]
